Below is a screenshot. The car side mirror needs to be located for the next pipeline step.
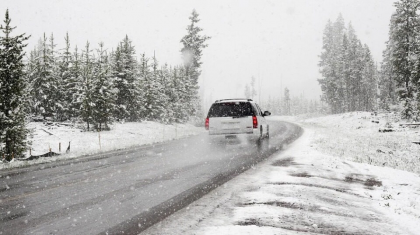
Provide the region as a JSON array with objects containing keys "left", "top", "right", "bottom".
[{"left": 263, "top": 111, "right": 271, "bottom": 116}]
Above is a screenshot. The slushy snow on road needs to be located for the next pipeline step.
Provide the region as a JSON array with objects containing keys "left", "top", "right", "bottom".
[{"left": 144, "top": 113, "right": 420, "bottom": 235}]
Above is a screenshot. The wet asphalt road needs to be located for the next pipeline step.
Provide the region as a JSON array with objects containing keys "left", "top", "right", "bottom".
[{"left": 0, "top": 120, "right": 302, "bottom": 235}]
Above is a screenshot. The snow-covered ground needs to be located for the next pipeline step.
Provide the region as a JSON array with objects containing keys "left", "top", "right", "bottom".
[
  {"left": 302, "top": 112, "right": 420, "bottom": 175},
  {"left": 2, "top": 112, "right": 419, "bottom": 234},
  {"left": 0, "top": 121, "right": 204, "bottom": 170},
  {"left": 144, "top": 112, "right": 420, "bottom": 234}
]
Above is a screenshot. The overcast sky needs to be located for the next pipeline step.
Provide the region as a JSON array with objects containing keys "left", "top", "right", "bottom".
[{"left": 3, "top": 0, "right": 396, "bottom": 108}]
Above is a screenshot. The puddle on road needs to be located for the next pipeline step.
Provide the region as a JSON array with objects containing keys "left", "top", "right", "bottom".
[
  {"left": 271, "top": 157, "right": 298, "bottom": 167},
  {"left": 364, "top": 178, "right": 382, "bottom": 187},
  {"left": 344, "top": 173, "right": 383, "bottom": 188},
  {"left": 290, "top": 172, "right": 312, "bottom": 178}
]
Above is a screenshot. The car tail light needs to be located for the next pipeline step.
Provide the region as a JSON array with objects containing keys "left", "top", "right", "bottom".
[
  {"left": 205, "top": 117, "right": 209, "bottom": 130},
  {"left": 253, "top": 116, "right": 258, "bottom": 128}
]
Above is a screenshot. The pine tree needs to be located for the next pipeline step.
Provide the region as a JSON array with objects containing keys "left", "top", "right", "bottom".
[
  {"left": 58, "top": 32, "right": 73, "bottom": 121},
  {"left": 25, "top": 47, "right": 39, "bottom": 115},
  {"left": 30, "top": 33, "right": 57, "bottom": 119},
  {"left": 148, "top": 54, "right": 167, "bottom": 121},
  {"left": 388, "top": 0, "right": 420, "bottom": 119},
  {"left": 318, "top": 20, "right": 336, "bottom": 113},
  {"left": 78, "top": 41, "right": 95, "bottom": 130},
  {"left": 48, "top": 33, "right": 62, "bottom": 120},
  {"left": 139, "top": 53, "right": 168, "bottom": 122},
  {"left": 0, "top": 10, "right": 30, "bottom": 160},
  {"left": 67, "top": 45, "right": 82, "bottom": 119},
  {"left": 91, "top": 42, "right": 116, "bottom": 130},
  {"left": 180, "top": 9, "right": 210, "bottom": 118},
  {"left": 139, "top": 53, "right": 152, "bottom": 120},
  {"left": 170, "top": 65, "right": 188, "bottom": 122},
  {"left": 175, "top": 65, "right": 191, "bottom": 122},
  {"left": 319, "top": 15, "right": 378, "bottom": 114},
  {"left": 112, "top": 36, "right": 142, "bottom": 121},
  {"left": 332, "top": 14, "right": 346, "bottom": 113},
  {"left": 379, "top": 32, "right": 398, "bottom": 111},
  {"left": 345, "top": 24, "right": 358, "bottom": 111},
  {"left": 160, "top": 64, "right": 174, "bottom": 123},
  {"left": 361, "top": 46, "right": 377, "bottom": 111}
]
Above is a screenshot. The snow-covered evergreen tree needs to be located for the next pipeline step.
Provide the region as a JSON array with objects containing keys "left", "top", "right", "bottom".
[
  {"left": 333, "top": 14, "right": 347, "bottom": 113},
  {"left": 160, "top": 64, "right": 175, "bottom": 123},
  {"left": 140, "top": 53, "right": 166, "bottom": 121},
  {"left": 361, "top": 46, "right": 377, "bottom": 111},
  {"left": 91, "top": 42, "right": 116, "bottom": 130},
  {"left": 0, "top": 10, "right": 30, "bottom": 160},
  {"left": 30, "top": 33, "right": 58, "bottom": 119},
  {"left": 318, "top": 19, "right": 337, "bottom": 113},
  {"left": 64, "top": 45, "right": 82, "bottom": 119},
  {"left": 163, "top": 66, "right": 178, "bottom": 123},
  {"left": 138, "top": 53, "right": 151, "bottom": 120},
  {"left": 168, "top": 65, "right": 188, "bottom": 122},
  {"left": 387, "top": 0, "right": 420, "bottom": 119},
  {"left": 25, "top": 47, "right": 39, "bottom": 115},
  {"left": 148, "top": 54, "right": 167, "bottom": 121},
  {"left": 112, "top": 36, "right": 142, "bottom": 121},
  {"left": 319, "top": 15, "right": 378, "bottom": 114},
  {"left": 48, "top": 33, "right": 63, "bottom": 120},
  {"left": 180, "top": 9, "right": 210, "bottom": 118},
  {"left": 78, "top": 41, "right": 95, "bottom": 130},
  {"left": 379, "top": 30, "right": 398, "bottom": 111},
  {"left": 57, "top": 32, "right": 73, "bottom": 121}
]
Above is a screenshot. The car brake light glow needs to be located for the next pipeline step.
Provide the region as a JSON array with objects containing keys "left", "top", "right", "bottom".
[
  {"left": 205, "top": 117, "right": 209, "bottom": 130},
  {"left": 253, "top": 116, "right": 258, "bottom": 128}
]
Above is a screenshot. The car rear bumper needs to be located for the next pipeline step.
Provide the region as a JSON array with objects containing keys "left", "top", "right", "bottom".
[{"left": 208, "top": 128, "right": 260, "bottom": 136}]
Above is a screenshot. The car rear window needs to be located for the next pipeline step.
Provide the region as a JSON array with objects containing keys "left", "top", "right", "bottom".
[{"left": 207, "top": 102, "right": 254, "bottom": 117}]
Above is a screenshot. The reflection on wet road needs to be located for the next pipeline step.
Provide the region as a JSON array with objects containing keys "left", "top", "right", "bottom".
[{"left": 0, "top": 120, "right": 302, "bottom": 234}]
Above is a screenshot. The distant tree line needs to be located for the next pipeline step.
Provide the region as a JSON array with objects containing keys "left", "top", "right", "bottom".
[
  {"left": 243, "top": 76, "right": 325, "bottom": 116},
  {"left": 0, "top": 9, "right": 209, "bottom": 160},
  {"left": 260, "top": 87, "right": 327, "bottom": 116},
  {"left": 318, "top": 14, "right": 378, "bottom": 114}
]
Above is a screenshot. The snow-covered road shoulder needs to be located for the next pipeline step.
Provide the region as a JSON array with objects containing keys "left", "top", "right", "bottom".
[
  {"left": 144, "top": 126, "right": 420, "bottom": 235},
  {"left": 0, "top": 121, "right": 204, "bottom": 170}
]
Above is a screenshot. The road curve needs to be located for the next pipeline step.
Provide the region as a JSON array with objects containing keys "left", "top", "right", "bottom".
[{"left": 0, "top": 120, "right": 302, "bottom": 234}]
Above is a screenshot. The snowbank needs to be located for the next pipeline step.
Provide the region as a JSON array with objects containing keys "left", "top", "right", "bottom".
[
  {"left": 0, "top": 121, "right": 204, "bottom": 170},
  {"left": 300, "top": 112, "right": 420, "bottom": 175}
]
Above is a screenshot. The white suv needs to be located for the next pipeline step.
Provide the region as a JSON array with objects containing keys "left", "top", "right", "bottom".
[{"left": 205, "top": 99, "right": 271, "bottom": 139}]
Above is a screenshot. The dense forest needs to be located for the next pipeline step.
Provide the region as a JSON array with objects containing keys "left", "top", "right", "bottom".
[
  {"left": 318, "top": 14, "right": 378, "bottom": 114},
  {"left": 319, "top": 0, "right": 420, "bottom": 121},
  {"left": 0, "top": 9, "right": 209, "bottom": 160}
]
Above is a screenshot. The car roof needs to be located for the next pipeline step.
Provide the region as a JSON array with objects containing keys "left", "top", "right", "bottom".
[{"left": 214, "top": 98, "right": 254, "bottom": 103}]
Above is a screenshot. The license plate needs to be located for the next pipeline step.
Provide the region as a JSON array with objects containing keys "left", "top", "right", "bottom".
[{"left": 222, "top": 123, "right": 240, "bottom": 129}]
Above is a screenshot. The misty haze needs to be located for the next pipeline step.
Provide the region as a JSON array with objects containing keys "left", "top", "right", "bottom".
[{"left": 0, "top": 0, "right": 419, "bottom": 234}]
